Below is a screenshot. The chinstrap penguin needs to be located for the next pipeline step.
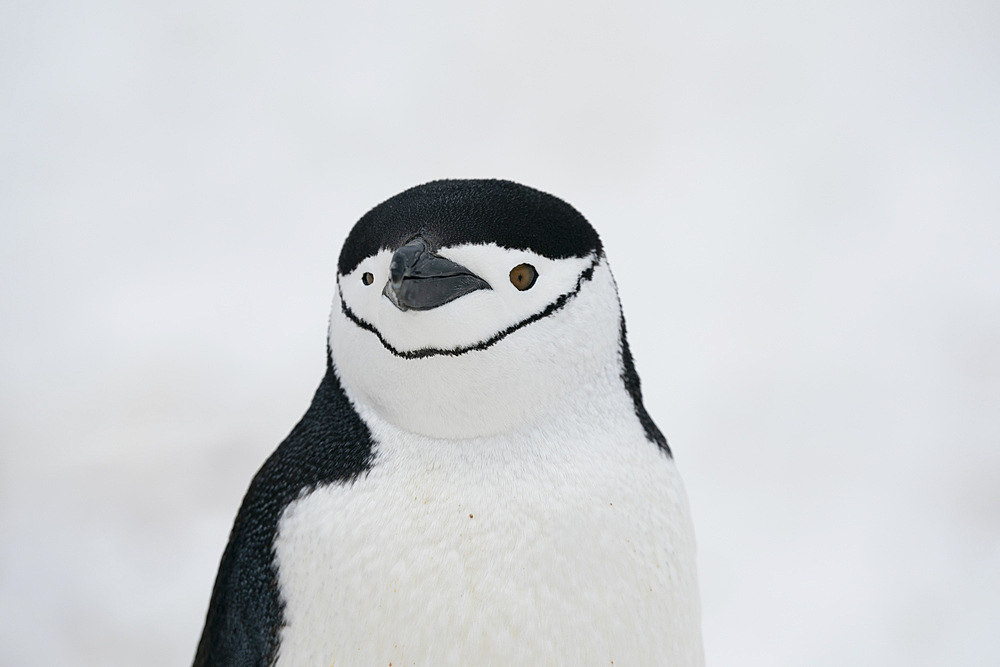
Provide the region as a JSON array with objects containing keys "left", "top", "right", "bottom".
[{"left": 194, "top": 179, "right": 703, "bottom": 666}]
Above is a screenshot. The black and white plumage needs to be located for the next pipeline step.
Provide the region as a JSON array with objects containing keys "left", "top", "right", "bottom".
[{"left": 194, "top": 179, "right": 703, "bottom": 666}]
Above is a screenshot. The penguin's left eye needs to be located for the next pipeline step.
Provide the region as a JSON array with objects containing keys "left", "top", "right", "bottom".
[
  {"left": 362, "top": 272, "right": 374, "bottom": 286},
  {"left": 509, "top": 263, "right": 537, "bottom": 291}
]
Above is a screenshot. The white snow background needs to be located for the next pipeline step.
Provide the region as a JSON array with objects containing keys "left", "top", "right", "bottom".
[{"left": 1, "top": 1, "right": 998, "bottom": 665}]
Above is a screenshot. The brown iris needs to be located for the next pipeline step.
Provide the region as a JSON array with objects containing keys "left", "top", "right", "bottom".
[
  {"left": 509, "top": 263, "right": 537, "bottom": 291},
  {"left": 362, "top": 272, "right": 374, "bottom": 285}
]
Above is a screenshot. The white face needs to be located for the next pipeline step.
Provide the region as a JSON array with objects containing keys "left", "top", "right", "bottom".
[
  {"left": 329, "top": 243, "right": 625, "bottom": 439},
  {"left": 337, "top": 244, "right": 593, "bottom": 355}
]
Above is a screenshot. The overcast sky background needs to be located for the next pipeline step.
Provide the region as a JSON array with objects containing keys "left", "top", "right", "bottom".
[{"left": 1, "top": 1, "right": 998, "bottom": 665}]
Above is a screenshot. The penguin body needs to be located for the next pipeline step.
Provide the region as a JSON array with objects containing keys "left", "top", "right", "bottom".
[{"left": 194, "top": 180, "right": 703, "bottom": 666}]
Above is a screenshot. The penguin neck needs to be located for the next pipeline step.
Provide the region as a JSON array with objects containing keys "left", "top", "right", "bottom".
[
  {"left": 331, "top": 336, "right": 628, "bottom": 442},
  {"left": 337, "top": 350, "right": 645, "bottom": 466}
]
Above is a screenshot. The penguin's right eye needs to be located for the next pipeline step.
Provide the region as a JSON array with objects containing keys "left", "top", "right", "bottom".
[
  {"left": 362, "top": 272, "right": 374, "bottom": 286},
  {"left": 509, "top": 263, "right": 537, "bottom": 291}
]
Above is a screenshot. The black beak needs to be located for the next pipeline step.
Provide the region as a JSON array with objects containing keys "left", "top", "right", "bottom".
[{"left": 382, "top": 237, "right": 491, "bottom": 312}]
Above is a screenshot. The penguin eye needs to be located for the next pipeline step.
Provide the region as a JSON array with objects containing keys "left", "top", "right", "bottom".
[
  {"left": 509, "top": 263, "right": 537, "bottom": 291},
  {"left": 362, "top": 272, "right": 374, "bottom": 286}
]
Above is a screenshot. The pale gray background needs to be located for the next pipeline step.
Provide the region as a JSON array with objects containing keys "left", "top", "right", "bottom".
[{"left": 1, "top": 1, "right": 997, "bottom": 665}]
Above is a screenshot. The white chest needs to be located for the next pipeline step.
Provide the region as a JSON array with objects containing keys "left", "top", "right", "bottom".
[{"left": 273, "top": 401, "right": 702, "bottom": 667}]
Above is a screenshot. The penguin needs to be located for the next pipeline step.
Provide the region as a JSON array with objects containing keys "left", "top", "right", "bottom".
[{"left": 193, "top": 179, "right": 703, "bottom": 666}]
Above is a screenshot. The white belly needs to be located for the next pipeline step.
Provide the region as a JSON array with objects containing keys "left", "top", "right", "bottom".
[{"left": 273, "top": 403, "right": 702, "bottom": 667}]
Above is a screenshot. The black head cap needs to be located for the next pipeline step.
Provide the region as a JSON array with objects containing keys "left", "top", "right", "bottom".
[{"left": 338, "top": 179, "right": 603, "bottom": 275}]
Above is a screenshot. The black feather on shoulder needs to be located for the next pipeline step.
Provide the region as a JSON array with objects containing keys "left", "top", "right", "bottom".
[
  {"left": 618, "top": 316, "right": 671, "bottom": 458},
  {"left": 193, "top": 361, "right": 373, "bottom": 667}
]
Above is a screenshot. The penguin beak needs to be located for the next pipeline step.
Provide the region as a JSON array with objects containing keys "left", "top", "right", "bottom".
[{"left": 382, "top": 237, "right": 491, "bottom": 312}]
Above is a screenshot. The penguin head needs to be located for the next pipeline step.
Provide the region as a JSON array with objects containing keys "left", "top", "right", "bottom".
[{"left": 329, "top": 179, "right": 627, "bottom": 439}]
